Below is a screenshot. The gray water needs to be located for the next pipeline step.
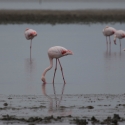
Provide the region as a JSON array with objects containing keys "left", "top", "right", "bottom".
[
  {"left": 0, "top": 0, "right": 125, "bottom": 10},
  {"left": 0, "top": 23, "right": 125, "bottom": 95}
]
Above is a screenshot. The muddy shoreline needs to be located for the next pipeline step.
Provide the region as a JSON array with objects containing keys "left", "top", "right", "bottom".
[
  {"left": 0, "top": 9, "right": 125, "bottom": 24},
  {"left": 0, "top": 94, "right": 125, "bottom": 124}
]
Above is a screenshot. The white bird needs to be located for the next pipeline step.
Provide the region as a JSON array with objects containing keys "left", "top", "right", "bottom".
[
  {"left": 114, "top": 30, "right": 125, "bottom": 47},
  {"left": 103, "top": 26, "right": 116, "bottom": 44},
  {"left": 24, "top": 28, "right": 37, "bottom": 59},
  {"left": 41, "top": 46, "right": 73, "bottom": 84}
]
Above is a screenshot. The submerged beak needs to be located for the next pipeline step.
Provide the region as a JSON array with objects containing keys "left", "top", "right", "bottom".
[{"left": 123, "top": 48, "right": 125, "bottom": 51}]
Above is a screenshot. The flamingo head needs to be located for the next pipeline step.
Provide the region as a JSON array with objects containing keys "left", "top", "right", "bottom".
[
  {"left": 41, "top": 76, "right": 46, "bottom": 84},
  {"left": 62, "top": 50, "right": 73, "bottom": 56}
]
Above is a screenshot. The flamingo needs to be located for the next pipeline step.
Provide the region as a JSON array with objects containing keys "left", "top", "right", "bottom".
[
  {"left": 114, "top": 30, "right": 125, "bottom": 50},
  {"left": 41, "top": 46, "right": 73, "bottom": 84},
  {"left": 24, "top": 28, "right": 37, "bottom": 59},
  {"left": 103, "top": 26, "right": 116, "bottom": 44}
]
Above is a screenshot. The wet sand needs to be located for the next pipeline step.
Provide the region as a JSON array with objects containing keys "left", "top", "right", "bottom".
[
  {"left": 0, "top": 9, "right": 125, "bottom": 24},
  {"left": 0, "top": 94, "right": 125, "bottom": 124}
]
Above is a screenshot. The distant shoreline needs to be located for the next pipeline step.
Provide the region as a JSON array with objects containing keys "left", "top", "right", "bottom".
[{"left": 0, "top": 9, "right": 125, "bottom": 24}]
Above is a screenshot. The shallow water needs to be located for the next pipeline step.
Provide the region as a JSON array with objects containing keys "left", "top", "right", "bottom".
[
  {"left": 0, "top": 23, "right": 125, "bottom": 95},
  {"left": 0, "top": 0, "right": 125, "bottom": 10}
]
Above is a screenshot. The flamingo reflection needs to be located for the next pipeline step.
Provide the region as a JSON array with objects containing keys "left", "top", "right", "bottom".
[
  {"left": 25, "top": 58, "right": 36, "bottom": 81},
  {"left": 42, "top": 83, "right": 72, "bottom": 116},
  {"left": 42, "top": 83, "right": 53, "bottom": 112}
]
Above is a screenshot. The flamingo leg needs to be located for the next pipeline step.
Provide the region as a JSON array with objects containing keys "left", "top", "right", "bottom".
[
  {"left": 106, "top": 36, "right": 108, "bottom": 44},
  {"left": 58, "top": 59, "right": 66, "bottom": 84},
  {"left": 30, "top": 39, "right": 32, "bottom": 60},
  {"left": 109, "top": 36, "right": 111, "bottom": 53},
  {"left": 52, "top": 60, "right": 58, "bottom": 108},
  {"left": 119, "top": 39, "right": 121, "bottom": 51},
  {"left": 106, "top": 36, "right": 108, "bottom": 52},
  {"left": 109, "top": 36, "right": 111, "bottom": 45},
  {"left": 52, "top": 59, "right": 57, "bottom": 84}
]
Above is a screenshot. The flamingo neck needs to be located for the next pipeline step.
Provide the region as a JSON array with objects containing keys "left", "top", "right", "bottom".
[
  {"left": 42, "top": 57, "right": 53, "bottom": 78},
  {"left": 114, "top": 34, "right": 117, "bottom": 41}
]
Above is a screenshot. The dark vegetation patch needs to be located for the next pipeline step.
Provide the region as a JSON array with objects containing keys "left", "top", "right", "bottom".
[
  {"left": 79, "top": 106, "right": 94, "bottom": 109},
  {"left": 0, "top": 9, "right": 125, "bottom": 24},
  {"left": 1, "top": 114, "right": 125, "bottom": 125}
]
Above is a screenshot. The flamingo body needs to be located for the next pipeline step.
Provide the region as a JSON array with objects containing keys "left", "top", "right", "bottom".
[
  {"left": 114, "top": 30, "right": 125, "bottom": 39},
  {"left": 41, "top": 46, "right": 73, "bottom": 84},
  {"left": 114, "top": 30, "right": 125, "bottom": 45},
  {"left": 103, "top": 26, "right": 116, "bottom": 36},
  {"left": 48, "top": 46, "right": 72, "bottom": 59},
  {"left": 25, "top": 28, "right": 37, "bottom": 40}
]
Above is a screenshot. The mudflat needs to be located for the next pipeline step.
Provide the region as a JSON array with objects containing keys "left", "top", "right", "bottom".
[{"left": 0, "top": 94, "right": 125, "bottom": 124}]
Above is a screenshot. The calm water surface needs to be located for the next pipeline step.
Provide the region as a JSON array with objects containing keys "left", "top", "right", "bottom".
[
  {"left": 0, "top": 0, "right": 125, "bottom": 10},
  {"left": 0, "top": 23, "right": 125, "bottom": 95}
]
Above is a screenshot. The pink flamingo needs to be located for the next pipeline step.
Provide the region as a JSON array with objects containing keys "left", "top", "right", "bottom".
[
  {"left": 114, "top": 30, "right": 125, "bottom": 50},
  {"left": 41, "top": 46, "right": 73, "bottom": 84},
  {"left": 103, "top": 26, "right": 116, "bottom": 44},
  {"left": 24, "top": 28, "right": 37, "bottom": 59}
]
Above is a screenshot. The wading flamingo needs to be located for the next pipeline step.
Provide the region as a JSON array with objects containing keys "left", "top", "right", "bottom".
[
  {"left": 25, "top": 28, "right": 37, "bottom": 59},
  {"left": 103, "top": 26, "right": 116, "bottom": 44},
  {"left": 114, "top": 30, "right": 125, "bottom": 50},
  {"left": 41, "top": 46, "right": 73, "bottom": 84}
]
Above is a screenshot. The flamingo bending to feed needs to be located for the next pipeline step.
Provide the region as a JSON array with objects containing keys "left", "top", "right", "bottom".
[
  {"left": 114, "top": 30, "right": 125, "bottom": 47},
  {"left": 103, "top": 26, "right": 116, "bottom": 44},
  {"left": 41, "top": 46, "right": 73, "bottom": 84},
  {"left": 24, "top": 28, "right": 37, "bottom": 58}
]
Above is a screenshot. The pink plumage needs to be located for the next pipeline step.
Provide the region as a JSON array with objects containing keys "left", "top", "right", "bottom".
[
  {"left": 41, "top": 46, "right": 73, "bottom": 84},
  {"left": 25, "top": 28, "right": 37, "bottom": 40},
  {"left": 114, "top": 30, "right": 125, "bottom": 50},
  {"left": 103, "top": 26, "right": 116, "bottom": 36},
  {"left": 24, "top": 28, "right": 37, "bottom": 59},
  {"left": 103, "top": 26, "right": 116, "bottom": 44}
]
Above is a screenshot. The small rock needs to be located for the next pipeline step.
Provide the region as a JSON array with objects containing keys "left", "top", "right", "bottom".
[
  {"left": 87, "top": 106, "right": 94, "bottom": 109},
  {"left": 113, "top": 114, "right": 120, "bottom": 120},
  {"left": 3, "top": 103, "right": 8, "bottom": 106}
]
